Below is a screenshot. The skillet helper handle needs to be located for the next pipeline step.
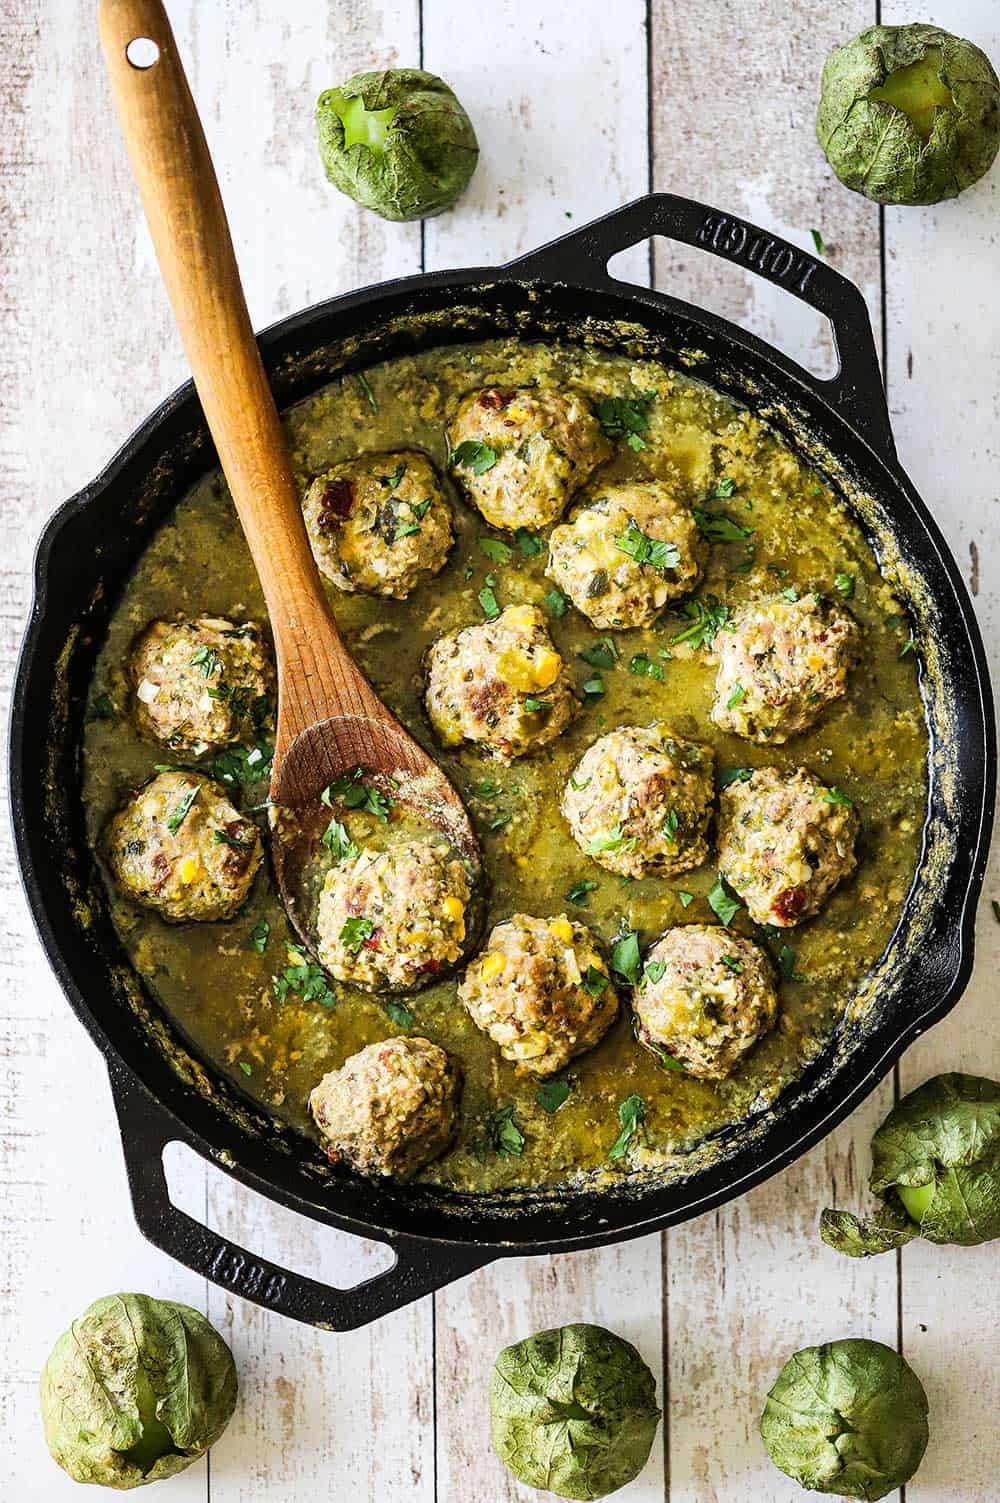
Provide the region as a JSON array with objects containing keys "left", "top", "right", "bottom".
[
  {"left": 108, "top": 1063, "right": 493, "bottom": 1330},
  {"left": 97, "top": 0, "right": 379, "bottom": 764},
  {"left": 508, "top": 192, "right": 895, "bottom": 460}
]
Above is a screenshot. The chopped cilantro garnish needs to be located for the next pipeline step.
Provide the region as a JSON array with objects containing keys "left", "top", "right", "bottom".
[
  {"left": 478, "top": 575, "right": 501, "bottom": 620},
  {"left": 726, "top": 683, "right": 746, "bottom": 710},
  {"left": 212, "top": 826, "right": 256, "bottom": 851},
  {"left": 721, "top": 954, "right": 744, "bottom": 974},
  {"left": 479, "top": 536, "right": 513, "bottom": 566},
  {"left": 642, "top": 959, "right": 667, "bottom": 988},
  {"left": 536, "top": 1079, "right": 571, "bottom": 1113},
  {"left": 340, "top": 916, "right": 375, "bottom": 954},
  {"left": 274, "top": 954, "right": 335, "bottom": 1007},
  {"left": 189, "top": 645, "right": 222, "bottom": 677},
  {"left": 693, "top": 507, "right": 754, "bottom": 543},
  {"left": 823, "top": 787, "right": 854, "bottom": 806},
  {"left": 671, "top": 595, "right": 730, "bottom": 649},
  {"left": 385, "top": 999, "right": 415, "bottom": 1031},
  {"left": 543, "top": 587, "right": 568, "bottom": 618},
  {"left": 238, "top": 1061, "right": 253, "bottom": 1078},
  {"left": 566, "top": 879, "right": 598, "bottom": 905},
  {"left": 610, "top": 926, "right": 641, "bottom": 986},
  {"left": 476, "top": 1105, "right": 525, "bottom": 1160},
  {"left": 585, "top": 825, "right": 636, "bottom": 856},
  {"left": 609, "top": 1094, "right": 646, "bottom": 1160},
  {"left": 834, "top": 571, "right": 855, "bottom": 599},
  {"left": 165, "top": 784, "right": 199, "bottom": 834},
  {"left": 616, "top": 519, "right": 681, "bottom": 572},
  {"left": 452, "top": 440, "right": 497, "bottom": 475},
  {"left": 515, "top": 528, "right": 544, "bottom": 557},
  {"left": 594, "top": 389, "right": 656, "bottom": 450},
  {"left": 810, "top": 227, "right": 826, "bottom": 256},
  {"left": 582, "top": 676, "right": 605, "bottom": 699},
  {"left": 356, "top": 372, "right": 377, "bottom": 411},
  {"left": 677, "top": 891, "right": 695, "bottom": 908},
  {"left": 322, "top": 768, "right": 394, "bottom": 821},
  {"left": 579, "top": 638, "right": 618, "bottom": 670},
  {"left": 629, "top": 652, "right": 665, "bottom": 682},
  {"left": 249, "top": 919, "right": 270, "bottom": 954},
  {"left": 719, "top": 766, "right": 753, "bottom": 788},
  {"left": 321, "top": 818, "right": 361, "bottom": 862},
  {"left": 714, "top": 477, "right": 736, "bottom": 498},
  {"left": 210, "top": 742, "right": 273, "bottom": 787},
  {"left": 707, "top": 874, "right": 741, "bottom": 927}
]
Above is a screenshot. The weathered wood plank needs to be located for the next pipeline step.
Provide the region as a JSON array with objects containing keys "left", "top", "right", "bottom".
[
  {"left": 1, "top": 2, "right": 432, "bottom": 1500},
  {"left": 881, "top": 4, "right": 1000, "bottom": 1499},
  {"left": 648, "top": 4, "right": 902, "bottom": 1499},
  {"left": 0, "top": 6, "right": 208, "bottom": 1498},
  {"left": 422, "top": 0, "right": 661, "bottom": 1497}
]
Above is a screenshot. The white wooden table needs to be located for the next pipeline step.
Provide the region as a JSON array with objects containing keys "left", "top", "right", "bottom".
[{"left": 2, "top": 2, "right": 998, "bottom": 1498}]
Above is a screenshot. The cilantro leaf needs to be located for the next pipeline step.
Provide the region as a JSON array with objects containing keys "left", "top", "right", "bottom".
[
  {"left": 609, "top": 1094, "right": 646, "bottom": 1160},
  {"left": 536, "top": 1079, "right": 571, "bottom": 1113},
  {"left": 610, "top": 926, "right": 641, "bottom": 985},
  {"left": 594, "top": 390, "right": 656, "bottom": 450},
  {"left": 452, "top": 440, "right": 497, "bottom": 475},
  {"left": 616, "top": 519, "right": 681, "bottom": 572},
  {"left": 707, "top": 874, "right": 742, "bottom": 927}
]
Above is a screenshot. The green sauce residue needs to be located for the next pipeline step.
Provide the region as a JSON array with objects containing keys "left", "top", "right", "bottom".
[{"left": 82, "top": 339, "right": 928, "bottom": 1194}]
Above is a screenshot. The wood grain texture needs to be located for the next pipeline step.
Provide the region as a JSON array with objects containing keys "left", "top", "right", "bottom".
[
  {"left": 3, "top": 1, "right": 1000, "bottom": 1499},
  {"left": 648, "top": 5, "right": 905, "bottom": 1500},
  {"left": 422, "top": 2, "right": 661, "bottom": 1498},
  {"left": 879, "top": 6, "right": 1000, "bottom": 1500}
]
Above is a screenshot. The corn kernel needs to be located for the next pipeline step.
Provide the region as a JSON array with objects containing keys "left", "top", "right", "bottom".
[
  {"left": 442, "top": 894, "right": 465, "bottom": 921},
  {"left": 548, "top": 917, "right": 574, "bottom": 944},
  {"left": 505, "top": 605, "right": 536, "bottom": 632},
  {"left": 479, "top": 951, "right": 505, "bottom": 981},
  {"left": 532, "top": 648, "right": 562, "bottom": 688},
  {"left": 178, "top": 857, "right": 200, "bottom": 884}
]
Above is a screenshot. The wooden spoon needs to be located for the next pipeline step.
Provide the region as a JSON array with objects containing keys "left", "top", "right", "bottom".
[{"left": 99, "top": 0, "right": 484, "bottom": 985}]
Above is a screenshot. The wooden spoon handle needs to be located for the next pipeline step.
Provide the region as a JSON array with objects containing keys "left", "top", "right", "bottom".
[{"left": 98, "top": 0, "right": 382, "bottom": 763}]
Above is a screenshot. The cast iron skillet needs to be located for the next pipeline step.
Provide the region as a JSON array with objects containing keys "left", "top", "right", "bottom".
[{"left": 11, "top": 193, "right": 996, "bottom": 1330}]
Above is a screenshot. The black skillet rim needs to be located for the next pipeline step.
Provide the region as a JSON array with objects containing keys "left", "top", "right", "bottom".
[{"left": 10, "top": 196, "right": 996, "bottom": 1271}]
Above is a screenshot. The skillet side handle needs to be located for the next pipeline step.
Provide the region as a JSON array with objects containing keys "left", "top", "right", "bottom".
[
  {"left": 507, "top": 193, "right": 895, "bottom": 462},
  {"left": 107, "top": 1063, "right": 493, "bottom": 1330}
]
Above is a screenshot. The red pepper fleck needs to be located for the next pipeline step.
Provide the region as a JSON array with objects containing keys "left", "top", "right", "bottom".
[
  {"left": 477, "top": 388, "right": 516, "bottom": 411},
  {"left": 317, "top": 478, "right": 355, "bottom": 530},
  {"left": 363, "top": 927, "right": 383, "bottom": 951},
  {"left": 773, "top": 886, "right": 807, "bottom": 923}
]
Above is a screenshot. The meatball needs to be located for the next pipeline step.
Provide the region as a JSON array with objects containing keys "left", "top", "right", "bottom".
[
  {"left": 717, "top": 766, "right": 859, "bottom": 927},
  {"left": 712, "top": 591, "right": 860, "bottom": 743},
  {"left": 424, "top": 604, "right": 576, "bottom": 761},
  {"left": 448, "top": 386, "right": 610, "bottom": 531},
  {"left": 458, "top": 913, "right": 618, "bottom": 1076},
  {"left": 302, "top": 450, "right": 453, "bottom": 599},
  {"left": 309, "top": 1035, "right": 460, "bottom": 1181},
  {"left": 634, "top": 925, "right": 778, "bottom": 1080},
  {"left": 547, "top": 482, "right": 707, "bottom": 629},
  {"left": 129, "top": 615, "right": 274, "bottom": 758},
  {"left": 316, "top": 839, "right": 471, "bottom": 991},
  {"left": 562, "top": 725, "right": 714, "bottom": 879},
  {"left": 106, "top": 770, "right": 263, "bottom": 922}
]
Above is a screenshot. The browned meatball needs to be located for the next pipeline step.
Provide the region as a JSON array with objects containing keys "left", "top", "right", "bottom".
[
  {"left": 424, "top": 604, "right": 577, "bottom": 761},
  {"left": 309, "top": 1036, "right": 461, "bottom": 1181},
  {"left": 633, "top": 925, "right": 778, "bottom": 1080},
  {"left": 302, "top": 450, "right": 453, "bottom": 598},
  {"left": 712, "top": 592, "right": 860, "bottom": 743},
  {"left": 547, "top": 482, "right": 707, "bottom": 629},
  {"left": 717, "top": 766, "right": 859, "bottom": 926},
  {"left": 129, "top": 615, "right": 274, "bottom": 758},
  {"left": 458, "top": 913, "right": 618, "bottom": 1076},
  {"left": 561, "top": 725, "right": 714, "bottom": 878},
  {"left": 106, "top": 770, "right": 262, "bottom": 923},
  {"left": 448, "top": 386, "right": 610, "bottom": 530}
]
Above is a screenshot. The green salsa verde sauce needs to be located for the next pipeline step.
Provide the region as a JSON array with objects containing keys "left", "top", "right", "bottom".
[{"left": 82, "top": 338, "right": 927, "bottom": 1193}]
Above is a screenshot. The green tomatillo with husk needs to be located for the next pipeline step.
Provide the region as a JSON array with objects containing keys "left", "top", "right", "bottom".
[
  {"left": 489, "top": 1322, "right": 661, "bottom": 1500},
  {"left": 760, "top": 1338, "right": 929, "bottom": 1500},
  {"left": 816, "top": 23, "right": 1000, "bottom": 204},
  {"left": 317, "top": 68, "right": 479, "bottom": 221},
  {"left": 39, "top": 1293, "right": 238, "bottom": 1489},
  {"left": 821, "top": 1072, "right": 1000, "bottom": 1258}
]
